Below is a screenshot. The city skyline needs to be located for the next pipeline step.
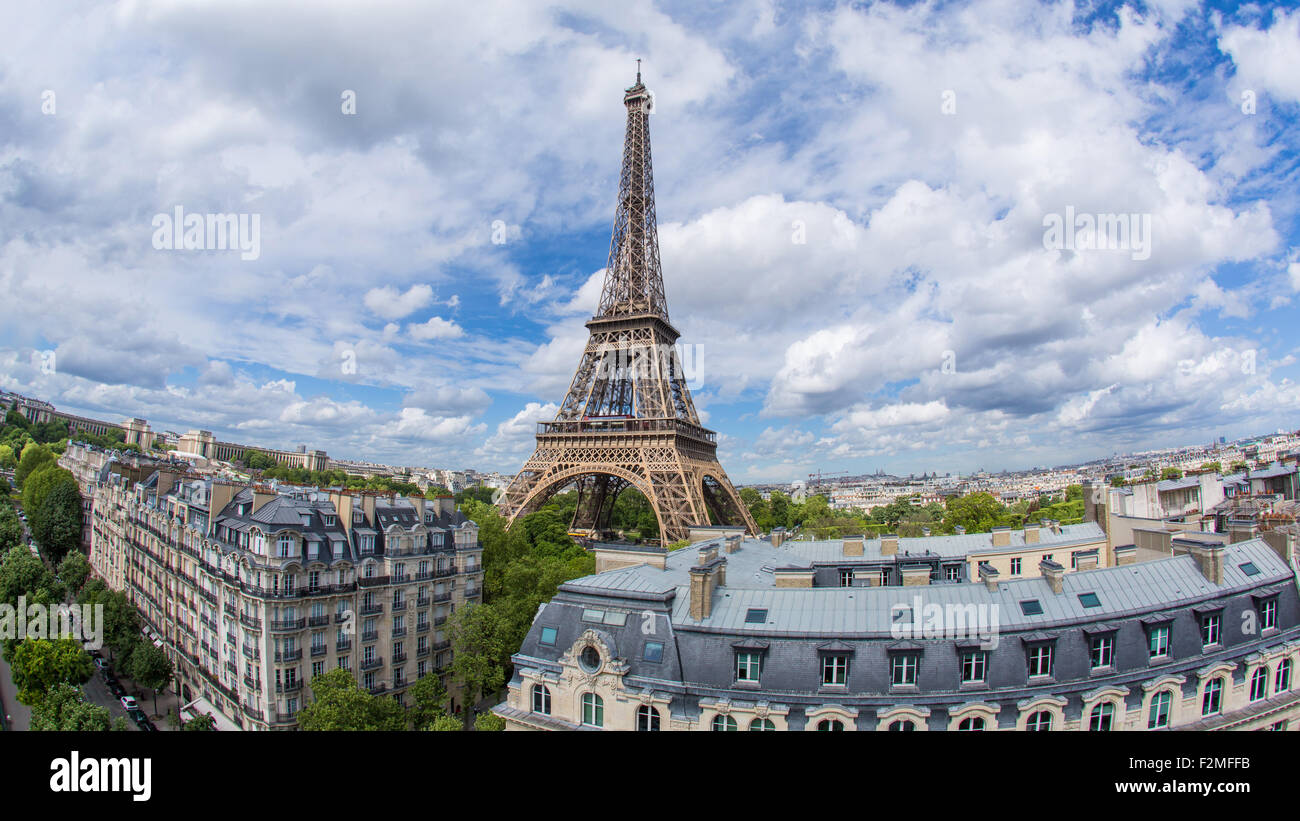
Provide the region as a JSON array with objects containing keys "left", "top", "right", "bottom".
[{"left": 3, "top": 2, "right": 1300, "bottom": 484}]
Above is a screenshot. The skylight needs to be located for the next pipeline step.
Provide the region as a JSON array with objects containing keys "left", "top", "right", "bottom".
[{"left": 1020, "top": 599, "right": 1044, "bottom": 616}]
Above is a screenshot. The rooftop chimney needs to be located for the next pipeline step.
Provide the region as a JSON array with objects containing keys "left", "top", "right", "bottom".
[
  {"left": 979, "top": 562, "right": 1000, "bottom": 592},
  {"left": 689, "top": 548, "right": 727, "bottom": 620},
  {"left": 992, "top": 526, "right": 1011, "bottom": 548},
  {"left": 842, "top": 537, "right": 864, "bottom": 557},
  {"left": 1023, "top": 522, "right": 1040, "bottom": 544},
  {"left": 954, "top": 525, "right": 966, "bottom": 535},
  {"left": 881, "top": 534, "right": 899, "bottom": 556},
  {"left": 1039, "top": 559, "right": 1065, "bottom": 594},
  {"left": 1187, "top": 543, "right": 1225, "bottom": 585}
]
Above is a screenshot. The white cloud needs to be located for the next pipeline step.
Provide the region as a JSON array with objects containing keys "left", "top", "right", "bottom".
[{"left": 363, "top": 284, "right": 434, "bottom": 320}]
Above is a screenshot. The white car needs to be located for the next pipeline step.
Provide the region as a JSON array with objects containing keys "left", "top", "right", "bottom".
[{"left": 120, "top": 696, "right": 138, "bottom": 711}]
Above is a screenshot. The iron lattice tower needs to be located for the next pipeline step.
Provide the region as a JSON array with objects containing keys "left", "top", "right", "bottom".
[{"left": 498, "top": 70, "right": 757, "bottom": 544}]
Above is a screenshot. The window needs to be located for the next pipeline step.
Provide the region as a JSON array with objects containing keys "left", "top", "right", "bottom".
[
  {"left": 1277, "top": 659, "right": 1293, "bottom": 693},
  {"left": 1251, "top": 667, "right": 1269, "bottom": 702},
  {"left": 581, "top": 608, "right": 605, "bottom": 623},
  {"left": 1260, "top": 599, "right": 1278, "bottom": 631},
  {"left": 1026, "top": 711, "right": 1052, "bottom": 731},
  {"left": 579, "top": 646, "right": 601, "bottom": 673},
  {"left": 643, "top": 641, "right": 664, "bottom": 663},
  {"left": 957, "top": 716, "right": 985, "bottom": 731},
  {"left": 839, "top": 569, "right": 854, "bottom": 587},
  {"left": 1148, "top": 625, "right": 1170, "bottom": 660},
  {"left": 1240, "top": 562, "right": 1261, "bottom": 576},
  {"left": 539, "top": 626, "right": 557, "bottom": 647},
  {"left": 822, "top": 655, "right": 850, "bottom": 686},
  {"left": 527, "top": 680, "right": 548, "bottom": 717},
  {"left": 1148, "top": 691, "right": 1171, "bottom": 729},
  {"left": 636, "top": 704, "right": 660, "bottom": 731},
  {"left": 581, "top": 692, "right": 603, "bottom": 726},
  {"left": 736, "top": 651, "right": 762, "bottom": 682},
  {"left": 1202, "top": 678, "right": 1224, "bottom": 716},
  {"left": 1201, "top": 614, "right": 1221, "bottom": 647},
  {"left": 749, "top": 718, "right": 775, "bottom": 731},
  {"left": 1090, "top": 634, "right": 1114, "bottom": 669},
  {"left": 1078, "top": 592, "right": 1101, "bottom": 608},
  {"left": 891, "top": 653, "right": 918, "bottom": 686},
  {"left": 888, "top": 720, "right": 914, "bottom": 732},
  {"left": 1088, "top": 702, "right": 1114, "bottom": 731},
  {"left": 602, "top": 611, "right": 628, "bottom": 627},
  {"left": 878, "top": 569, "right": 890, "bottom": 586},
  {"left": 1020, "top": 599, "right": 1043, "bottom": 616},
  {"left": 817, "top": 719, "right": 845, "bottom": 731},
  {"left": 961, "top": 651, "right": 987, "bottom": 684},
  {"left": 744, "top": 609, "right": 768, "bottom": 624},
  {"left": 711, "top": 714, "right": 738, "bottom": 731},
  {"left": 1010, "top": 558, "right": 1022, "bottom": 575},
  {"left": 946, "top": 565, "right": 960, "bottom": 582},
  {"left": 1027, "top": 644, "right": 1053, "bottom": 678}
]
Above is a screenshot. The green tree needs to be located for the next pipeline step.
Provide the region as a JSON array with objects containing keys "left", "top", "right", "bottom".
[
  {"left": 0, "top": 444, "right": 15, "bottom": 470},
  {"left": 296, "top": 668, "right": 406, "bottom": 731},
  {"left": 447, "top": 602, "right": 510, "bottom": 729},
  {"left": 942, "top": 492, "right": 1005, "bottom": 534},
  {"left": 406, "top": 672, "right": 449, "bottom": 730},
  {"left": 0, "top": 544, "right": 63, "bottom": 610},
  {"left": 429, "top": 715, "right": 462, "bottom": 731},
  {"left": 129, "top": 642, "right": 173, "bottom": 716},
  {"left": 57, "top": 550, "right": 91, "bottom": 593},
  {"left": 22, "top": 465, "right": 77, "bottom": 516},
  {"left": 1199, "top": 461, "right": 1223, "bottom": 475},
  {"left": 32, "top": 481, "right": 83, "bottom": 564},
  {"left": 1160, "top": 467, "right": 1184, "bottom": 481},
  {"left": 30, "top": 682, "right": 113, "bottom": 731},
  {"left": 8, "top": 637, "right": 94, "bottom": 705},
  {"left": 474, "top": 711, "right": 506, "bottom": 731},
  {"left": 77, "top": 585, "right": 140, "bottom": 660},
  {"left": 0, "top": 506, "right": 24, "bottom": 552},
  {"left": 14, "top": 443, "right": 54, "bottom": 487}
]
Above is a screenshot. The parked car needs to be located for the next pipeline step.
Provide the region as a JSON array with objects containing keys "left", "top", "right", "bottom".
[
  {"left": 127, "top": 708, "right": 152, "bottom": 729},
  {"left": 120, "top": 696, "right": 138, "bottom": 711},
  {"left": 106, "top": 679, "right": 126, "bottom": 699}
]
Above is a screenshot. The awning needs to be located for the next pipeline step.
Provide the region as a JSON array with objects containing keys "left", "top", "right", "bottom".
[{"left": 180, "top": 697, "right": 240, "bottom": 732}]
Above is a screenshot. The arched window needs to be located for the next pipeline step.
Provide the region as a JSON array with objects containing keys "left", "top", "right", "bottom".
[
  {"left": 1276, "top": 659, "right": 1293, "bottom": 694},
  {"left": 1148, "top": 691, "right": 1171, "bottom": 729},
  {"left": 1202, "top": 678, "right": 1224, "bottom": 716},
  {"left": 1088, "top": 701, "right": 1115, "bottom": 731},
  {"left": 748, "top": 718, "right": 776, "bottom": 731},
  {"left": 636, "top": 704, "right": 660, "bottom": 731},
  {"left": 888, "top": 720, "right": 915, "bottom": 732},
  {"left": 1026, "top": 711, "right": 1052, "bottom": 731},
  {"left": 1251, "top": 667, "right": 1269, "bottom": 702},
  {"left": 530, "top": 684, "right": 551, "bottom": 715},
  {"left": 957, "top": 716, "right": 985, "bottom": 731},
  {"left": 711, "top": 714, "right": 738, "bottom": 731},
  {"left": 581, "top": 693, "right": 603, "bottom": 727},
  {"left": 817, "top": 719, "right": 845, "bottom": 731}
]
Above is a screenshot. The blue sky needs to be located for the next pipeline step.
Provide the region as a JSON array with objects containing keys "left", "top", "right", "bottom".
[{"left": 1, "top": 0, "right": 1299, "bottom": 482}]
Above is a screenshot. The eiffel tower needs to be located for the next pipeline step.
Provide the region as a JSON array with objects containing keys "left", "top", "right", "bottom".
[{"left": 499, "top": 67, "right": 757, "bottom": 544}]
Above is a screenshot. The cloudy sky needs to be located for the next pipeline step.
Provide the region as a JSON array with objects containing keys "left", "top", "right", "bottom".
[{"left": 1, "top": 0, "right": 1298, "bottom": 482}]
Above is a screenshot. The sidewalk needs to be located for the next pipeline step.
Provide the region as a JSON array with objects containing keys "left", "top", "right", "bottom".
[{"left": 0, "top": 650, "right": 33, "bottom": 731}]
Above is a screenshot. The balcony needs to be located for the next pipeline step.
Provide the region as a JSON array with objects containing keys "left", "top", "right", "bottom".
[
  {"left": 360, "top": 656, "right": 384, "bottom": 671},
  {"left": 241, "top": 645, "right": 260, "bottom": 661},
  {"left": 358, "top": 575, "right": 391, "bottom": 588},
  {"left": 239, "top": 613, "right": 262, "bottom": 630},
  {"left": 276, "top": 680, "right": 303, "bottom": 693},
  {"left": 416, "top": 597, "right": 431, "bottom": 608},
  {"left": 275, "top": 649, "right": 303, "bottom": 663},
  {"left": 414, "top": 571, "right": 434, "bottom": 581},
  {"left": 307, "top": 615, "right": 330, "bottom": 627},
  {"left": 434, "top": 566, "right": 456, "bottom": 578},
  {"left": 367, "top": 683, "right": 387, "bottom": 696},
  {"left": 392, "top": 652, "right": 407, "bottom": 664},
  {"left": 270, "top": 618, "right": 306, "bottom": 632},
  {"left": 433, "top": 591, "right": 452, "bottom": 603},
  {"left": 335, "top": 639, "right": 352, "bottom": 652},
  {"left": 391, "top": 626, "right": 407, "bottom": 639},
  {"left": 361, "top": 630, "right": 379, "bottom": 643},
  {"left": 334, "top": 612, "right": 350, "bottom": 623},
  {"left": 359, "top": 602, "right": 383, "bottom": 616},
  {"left": 272, "top": 710, "right": 298, "bottom": 725},
  {"left": 416, "top": 645, "right": 431, "bottom": 657},
  {"left": 311, "top": 644, "right": 328, "bottom": 657},
  {"left": 431, "top": 640, "right": 450, "bottom": 652},
  {"left": 416, "top": 622, "right": 430, "bottom": 633},
  {"left": 242, "top": 674, "right": 262, "bottom": 690}
]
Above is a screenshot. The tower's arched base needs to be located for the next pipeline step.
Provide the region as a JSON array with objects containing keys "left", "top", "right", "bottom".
[{"left": 498, "top": 427, "right": 757, "bottom": 545}]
